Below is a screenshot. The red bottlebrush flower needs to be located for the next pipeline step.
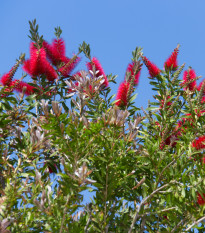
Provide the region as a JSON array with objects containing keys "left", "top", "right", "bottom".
[
  {"left": 163, "top": 215, "right": 168, "bottom": 220},
  {"left": 155, "top": 122, "right": 160, "bottom": 127},
  {"left": 192, "top": 136, "right": 205, "bottom": 150},
  {"left": 1, "top": 69, "right": 15, "bottom": 87},
  {"left": 182, "top": 69, "right": 197, "bottom": 91},
  {"left": 86, "top": 57, "right": 109, "bottom": 87},
  {"left": 71, "top": 71, "right": 82, "bottom": 80},
  {"left": 0, "top": 60, "right": 21, "bottom": 87},
  {"left": 125, "top": 61, "right": 141, "bottom": 86},
  {"left": 164, "top": 47, "right": 179, "bottom": 71},
  {"left": 0, "top": 86, "right": 14, "bottom": 97},
  {"left": 115, "top": 81, "right": 130, "bottom": 107},
  {"left": 43, "top": 39, "right": 66, "bottom": 66},
  {"left": 43, "top": 39, "right": 81, "bottom": 77},
  {"left": 178, "top": 111, "right": 205, "bottom": 135},
  {"left": 11, "top": 80, "right": 35, "bottom": 95},
  {"left": 142, "top": 56, "right": 160, "bottom": 78},
  {"left": 197, "top": 192, "right": 205, "bottom": 205},
  {"left": 48, "top": 164, "right": 57, "bottom": 174},
  {"left": 44, "top": 162, "right": 57, "bottom": 174},
  {"left": 160, "top": 134, "right": 178, "bottom": 150},
  {"left": 58, "top": 56, "right": 80, "bottom": 77},
  {"left": 197, "top": 79, "right": 205, "bottom": 95},
  {"left": 23, "top": 43, "right": 57, "bottom": 81},
  {"left": 201, "top": 96, "right": 205, "bottom": 103},
  {"left": 1, "top": 73, "right": 13, "bottom": 87}
]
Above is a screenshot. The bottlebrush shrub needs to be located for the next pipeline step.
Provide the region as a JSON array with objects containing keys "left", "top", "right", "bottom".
[{"left": 0, "top": 20, "right": 205, "bottom": 232}]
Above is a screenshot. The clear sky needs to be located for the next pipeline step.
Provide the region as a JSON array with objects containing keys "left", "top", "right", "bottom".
[
  {"left": 1, "top": 1, "right": 205, "bottom": 219},
  {"left": 1, "top": 0, "right": 205, "bottom": 108}
]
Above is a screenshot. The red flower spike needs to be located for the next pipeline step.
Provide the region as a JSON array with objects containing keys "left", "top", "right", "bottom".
[
  {"left": 182, "top": 69, "right": 197, "bottom": 91},
  {"left": 0, "top": 62, "right": 21, "bottom": 87},
  {"left": 142, "top": 56, "right": 160, "bottom": 78},
  {"left": 197, "top": 192, "right": 205, "bottom": 206},
  {"left": 43, "top": 39, "right": 66, "bottom": 66},
  {"left": 201, "top": 96, "right": 205, "bottom": 103},
  {"left": 197, "top": 79, "right": 205, "bottom": 95},
  {"left": 1, "top": 69, "right": 14, "bottom": 86},
  {"left": 71, "top": 71, "right": 82, "bottom": 81},
  {"left": 58, "top": 56, "right": 81, "bottom": 77},
  {"left": 160, "top": 133, "right": 179, "bottom": 150},
  {"left": 164, "top": 47, "right": 179, "bottom": 71},
  {"left": 23, "top": 43, "right": 57, "bottom": 81},
  {"left": 11, "top": 80, "right": 35, "bottom": 96},
  {"left": 192, "top": 136, "right": 205, "bottom": 150},
  {"left": 48, "top": 164, "right": 57, "bottom": 174},
  {"left": 86, "top": 57, "right": 109, "bottom": 87},
  {"left": 115, "top": 81, "right": 130, "bottom": 107},
  {"left": 1, "top": 86, "right": 14, "bottom": 97},
  {"left": 125, "top": 62, "right": 141, "bottom": 86}
]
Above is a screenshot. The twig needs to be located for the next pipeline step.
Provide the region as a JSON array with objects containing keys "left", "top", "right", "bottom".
[
  {"left": 59, "top": 195, "right": 71, "bottom": 233},
  {"left": 156, "top": 159, "right": 176, "bottom": 187},
  {"left": 185, "top": 216, "right": 205, "bottom": 231},
  {"left": 151, "top": 207, "right": 176, "bottom": 215},
  {"left": 171, "top": 219, "right": 185, "bottom": 233},
  {"left": 84, "top": 204, "right": 92, "bottom": 233},
  {"left": 104, "top": 165, "right": 109, "bottom": 233},
  {"left": 140, "top": 216, "right": 146, "bottom": 233},
  {"left": 128, "top": 182, "right": 171, "bottom": 233},
  {"left": 132, "top": 177, "right": 146, "bottom": 190}
]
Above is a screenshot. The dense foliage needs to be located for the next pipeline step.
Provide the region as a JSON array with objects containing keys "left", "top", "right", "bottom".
[{"left": 0, "top": 20, "right": 205, "bottom": 232}]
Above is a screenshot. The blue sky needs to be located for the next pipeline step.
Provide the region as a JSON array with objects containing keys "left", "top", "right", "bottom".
[{"left": 1, "top": 0, "right": 205, "bottom": 108}]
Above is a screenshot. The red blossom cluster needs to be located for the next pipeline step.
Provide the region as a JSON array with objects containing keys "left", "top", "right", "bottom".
[
  {"left": 156, "top": 122, "right": 181, "bottom": 150},
  {"left": 197, "top": 80, "right": 205, "bottom": 104},
  {"left": 43, "top": 38, "right": 80, "bottom": 77},
  {"left": 0, "top": 66, "right": 35, "bottom": 96},
  {"left": 0, "top": 38, "right": 81, "bottom": 96},
  {"left": 125, "top": 61, "right": 141, "bottom": 85},
  {"left": 192, "top": 136, "right": 205, "bottom": 150},
  {"left": 142, "top": 47, "right": 179, "bottom": 78},
  {"left": 23, "top": 43, "right": 57, "bottom": 81},
  {"left": 157, "top": 109, "right": 205, "bottom": 150},
  {"left": 142, "top": 56, "right": 160, "bottom": 78},
  {"left": 197, "top": 80, "right": 205, "bottom": 94},
  {"left": 191, "top": 128, "right": 205, "bottom": 205},
  {"left": 197, "top": 193, "right": 205, "bottom": 206},
  {"left": 66, "top": 57, "right": 109, "bottom": 96},
  {"left": 181, "top": 69, "right": 197, "bottom": 91},
  {"left": 115, "top": 61, "right": 141, "bottom": 107},
  {"left": 164, "top": 47, "right": 179, "bottom": 71},
  {"left": 1, "top": 66, "right": 16, "bottom": 86},
  {"left": 86, "top": 57, "right": 109, "bottom": 87},
  {"left": 12, "top": 80, "right": 35, "bottom": 95},
  {"left": 43, "top": 39, "right": 66, "bottom": 66},
  {"left": 115, "top": 82, "right": 130, "bottom": 107}
]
